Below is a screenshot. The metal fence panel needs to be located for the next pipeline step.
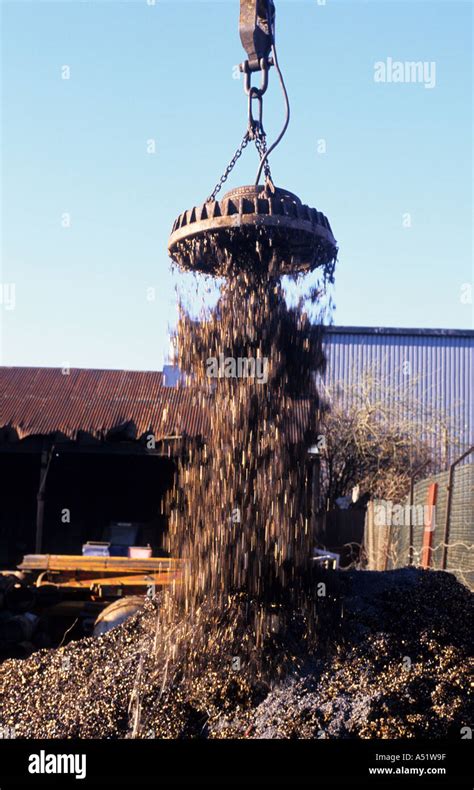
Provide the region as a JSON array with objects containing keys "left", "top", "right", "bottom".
[{"left": 364, "top": 460, "right": 474, "bottom": 590}]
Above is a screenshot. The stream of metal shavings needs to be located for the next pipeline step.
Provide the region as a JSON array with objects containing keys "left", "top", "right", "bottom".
[
  {"left": 141, "top": 260, "right": 338, "bottom": 710},
  {"left": 169, "top": 273, "right": 327, "bottom": 608}
]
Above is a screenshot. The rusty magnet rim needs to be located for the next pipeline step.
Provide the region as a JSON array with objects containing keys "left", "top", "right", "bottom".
[{"left": 167, "top": 185, "right": 338, "bottom": 276}]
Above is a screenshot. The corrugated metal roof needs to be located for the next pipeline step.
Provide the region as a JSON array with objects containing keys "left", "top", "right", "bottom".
[
  {"left": 0, "top": 367, "right": 311, "bottom": 443},
  {"left": 325, "top": 326, "right": 474, "bottom": 338},
  {"left": 0, "top": 367, "right": 208, "bottom": 441}
]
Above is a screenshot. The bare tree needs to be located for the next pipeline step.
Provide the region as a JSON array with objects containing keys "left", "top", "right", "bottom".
[{"left": 316, "top": 365, "right": 461, "bottom": 506}]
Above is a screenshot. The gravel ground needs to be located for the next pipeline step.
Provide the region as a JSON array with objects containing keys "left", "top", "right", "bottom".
[{"left": 0, "top": 568, "right": 472, "bottom": 739}]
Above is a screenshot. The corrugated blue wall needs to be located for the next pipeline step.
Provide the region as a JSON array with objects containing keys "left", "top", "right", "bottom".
[{"left": 320, "top": 327, "right": 473, "bottom": 467}]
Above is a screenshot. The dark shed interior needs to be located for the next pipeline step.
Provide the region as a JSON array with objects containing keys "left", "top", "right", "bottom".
[{"left": 0, "top": 439, "right": 175, "bottom": 568}]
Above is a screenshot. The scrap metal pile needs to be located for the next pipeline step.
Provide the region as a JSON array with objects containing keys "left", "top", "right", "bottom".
[{"left": 0, "top": 568, "right": 471, "bottom": 738}]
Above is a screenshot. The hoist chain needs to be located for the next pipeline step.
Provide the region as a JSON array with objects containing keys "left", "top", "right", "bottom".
[
  {"left": 253, "top": 125, "right": 273, "bottom": 185},
  {"left": 206, "top": 131, "right": 251, "bottom": 203},
  {"left": 205, "top": 2, "right": 289, "bottom": 201},
  {"left": 206, "top": 121, "right": 274, "bottom": 203},
  {"left": 206, "top": 53, "right": 277, "bottom": 201}
]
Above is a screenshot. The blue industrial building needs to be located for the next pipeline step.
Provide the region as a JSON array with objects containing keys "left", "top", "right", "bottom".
[{"left": 320, "top": 327, "right": 473, "bottom": 467}]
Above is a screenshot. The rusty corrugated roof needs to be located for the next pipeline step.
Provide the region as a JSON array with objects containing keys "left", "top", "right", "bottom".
[
  {"left": 0, "top": 367, "right": 313, "bottom": 444},
  {"left": 0, "top": 367, "right": 209, "bottom": 441}
]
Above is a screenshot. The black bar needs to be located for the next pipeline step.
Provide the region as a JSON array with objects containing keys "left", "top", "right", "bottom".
[{"left": 0, "top": 739, "right": 471, "bottom": 788}]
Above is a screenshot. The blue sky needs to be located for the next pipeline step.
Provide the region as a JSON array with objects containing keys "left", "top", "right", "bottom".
[{"left": 1, "top": 0, "right": 472, "bottom": 371}]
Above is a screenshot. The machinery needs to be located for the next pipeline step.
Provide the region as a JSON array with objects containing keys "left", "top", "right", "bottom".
[
  {"left": 168, "top": 0, "right": 338, "bottom": 277},
  {"left": 17, "top": 553, "right": 182, "bottom": 600},
  {"left": 0, "top": 555, "right": 183, "bottom": 657}
]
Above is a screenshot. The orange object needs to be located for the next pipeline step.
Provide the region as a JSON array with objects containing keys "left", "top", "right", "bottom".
[{"left": 421, "top": 483, "right": 438, "bottom": 568}]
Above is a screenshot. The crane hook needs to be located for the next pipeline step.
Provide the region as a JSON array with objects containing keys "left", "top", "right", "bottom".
[{"left": 239, "top": 0, "right": 276, "bottom": 74}]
